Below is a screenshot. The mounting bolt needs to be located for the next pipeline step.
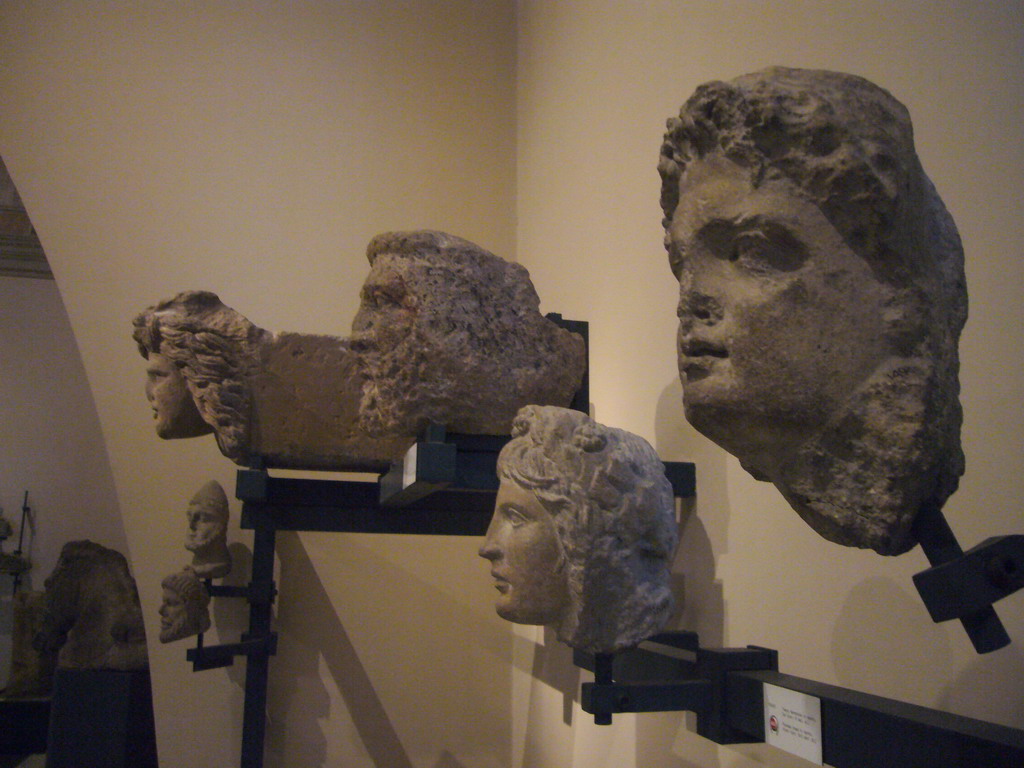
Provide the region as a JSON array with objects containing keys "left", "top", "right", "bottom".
[{"left": 987, "top": 554, "right": 1019, "bottom": 591}]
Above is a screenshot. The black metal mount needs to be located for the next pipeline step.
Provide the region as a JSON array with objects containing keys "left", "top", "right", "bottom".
[
  {"left": 575, "top": 631, "right": 1024, "bottom": 767},
  {"left": 911, "top": 504, "right": 1023, "bottom": 653}
]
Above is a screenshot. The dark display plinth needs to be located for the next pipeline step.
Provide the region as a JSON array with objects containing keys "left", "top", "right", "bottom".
[
  {"left": 45, "top": 668, "right": 157, "bottom": 768},
  {"left": 0, "top": 696, "right": 50, "bottom": 754}
]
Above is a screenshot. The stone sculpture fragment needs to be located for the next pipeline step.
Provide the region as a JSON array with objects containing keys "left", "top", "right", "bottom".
[
  {"left": 185, "top": 480, "right": 232, "bottom": 579},
  {"left": 133, "top": 230, "right": 586, "bottom": 471},
  {"left": 658, "top": 66, "right": 967, "bottom": 555},
  {"left": 479, "top": 405, "right": 678, "bottom": 654},
  {"left": 4, "top": 590, "right": 55, "bottom": 697},
  {"left": 34, "top": 540, "right": 149, "bottom": 670},
  {"left": 158, "top": 567, "right": 212, "bottom": 643}
]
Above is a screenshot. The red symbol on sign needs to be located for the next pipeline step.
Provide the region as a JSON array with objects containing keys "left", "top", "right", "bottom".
[{"left": 769, "top": 715, "right": 779, "bottom": 733}]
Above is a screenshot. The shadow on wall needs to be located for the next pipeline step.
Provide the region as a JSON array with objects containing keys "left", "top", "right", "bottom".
[
  {"left": 259, "top": 530, "right": 514, "bottom": 768},
  {"left": 831, "top": 576, "right": 952, "bottom": 700},
  {"left": 940, "top": 645, "right": 1024, "bottom": 729},
  {"left": 268, "top": 531, "right": 411, "bottom": 768},
  {"left": 627, "top": 379, "right": 732, "bottom": 768},
  {"left": 208, "top": 541, "right": 253, "bottom": 752},
  {"left": 655, "top": 378, "right": 727, "bottom": 648},
  {"left": 834, "top": 575, "right": 1024, "bottom": 729}
]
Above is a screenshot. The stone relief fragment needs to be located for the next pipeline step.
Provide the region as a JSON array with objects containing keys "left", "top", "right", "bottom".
[
  {"left": 133, "top": 230, "right": 586, "bottom": 471},
  {"left": 479, "top": 405, "right": 678, "bottom": 654},
  {"left": 34, "top": 541, "right": 149, "bottom": 670},
  {"left": 158, "top": 567, "right": 212, "bottom": 644},
  {"left": 658, "top": 66, "right": 967, "bottom": 555},
  {"left": 185, "top": 480, "right": 232, "bottom": 580}
]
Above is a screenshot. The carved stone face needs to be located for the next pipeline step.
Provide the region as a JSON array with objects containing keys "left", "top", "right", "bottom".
[
  {"left": 144, "top": 354, "right": 212, "bottom": 440},
  {"left": 158, "top": 585, "right": 187, "bottom": 644},
  {"left": 669, "top": 153, "right": 894, "bottom": 476},
  {"left": 158, "top": 571, "right": 210, "bottom": 643},
  {"left": 350, "top": 253, "right": 419, "bottom": 351},
  {"left": 185, "top": 498, "right": 225, "bottom": 552},
  {"left": 478, "top": 479, "right": 569, "bottom": 626}
]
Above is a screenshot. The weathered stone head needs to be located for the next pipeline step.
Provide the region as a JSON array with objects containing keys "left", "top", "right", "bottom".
[
  {"left": 132, "top": 290, "right": 269, "bottom": 462},
  {"left": 133, "top": 231, "right": 586, "bottom": 471},
  {"left": 658, "top": 67, "right": 967, "bottom": 555},
  {"left": 159, "top": 567, "right": 211, "bottom": 644},
  {"left": 352, "top": 231, "right": 587, "bottom": 437},
  {"left": 479, "top": 405, "right": 677, "bottom": 654},
  {"left": 34, "top": 540, "right": 149, "bottom": 670},
  {"left": 184, "top": 480, "right": 232, "bottom": 579}
]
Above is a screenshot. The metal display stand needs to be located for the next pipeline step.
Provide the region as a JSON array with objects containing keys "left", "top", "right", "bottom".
[
  {"left": 183, "top": 314, "right": 606, "bottom": 768},
  {"left": 188, "top": 430, "right": 693, "bottom": 768},
  {"left": 575, "top": 631, "right": 1024, "bottom": 767}
]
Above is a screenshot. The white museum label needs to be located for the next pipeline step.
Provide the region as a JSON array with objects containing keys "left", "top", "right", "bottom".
[
  {"left": 763, "top": 682, "right": 823, "bottom": 765},
  {"left": 402, "top": 443, "right": 418, "bottom": 489}
]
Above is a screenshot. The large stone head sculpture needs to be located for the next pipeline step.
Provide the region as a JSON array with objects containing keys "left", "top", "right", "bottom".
[
  {"left": 479, "top": 405, "right": 677, "bottom": 654},
  {"left": 658, "top": 67, "right": 967, "bottom": 555},
  {"left": 133, "top": 231, "right": 586, "bottom": 471},
  {"left": 159, "top": 567, "right": 212, "bottom": 644},
  {"left": 34, "top": 540, "right": 149, "bottom": 670},
  {"left": 184, "top": 480, "right": 232, "bottom": 579}
]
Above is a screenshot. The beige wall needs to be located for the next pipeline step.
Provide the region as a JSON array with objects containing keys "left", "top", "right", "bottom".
[
  {"left": 0, "top": 1, "right": 1021, "bottom": 767},
  {"left": 515, "top": 1, "right": 1024, "bottom": 767}
]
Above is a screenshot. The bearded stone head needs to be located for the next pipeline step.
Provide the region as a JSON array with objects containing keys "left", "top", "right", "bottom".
[{"left": 133, "top": 231, "right": 586, "bottom": 471}]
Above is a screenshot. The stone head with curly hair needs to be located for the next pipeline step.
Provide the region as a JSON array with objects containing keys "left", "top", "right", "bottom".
[
  {"left": 159, "top": 567, "right": 211, "bottom": 643},
  {"left": 658, "top": 67, "right": 967, "bottom": 555},
  {"left": 133, "top": 290, "right": 270, "bottom": 462},
  {"left": 479, "top": 406, "right": 677, "bottom": 654}
]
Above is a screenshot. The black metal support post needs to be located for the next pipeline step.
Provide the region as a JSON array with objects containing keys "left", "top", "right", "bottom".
[{"left": 240, "top": 513, "right": 277, "bottom": 768}]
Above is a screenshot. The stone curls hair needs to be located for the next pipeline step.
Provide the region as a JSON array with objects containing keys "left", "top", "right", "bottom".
[
  {"left": 133, "top": 291, "right": 266, "bottom": 462},
  {"left": 658, "top": 66, "right": 964, "bottom": 321},
  {"left": 497, "top": 405, "right": 677, "bottom": 652}
]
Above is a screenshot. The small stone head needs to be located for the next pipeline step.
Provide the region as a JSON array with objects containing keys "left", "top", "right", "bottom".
[
  {"left": 479, "top": 405, "right": 677, "bottom": 654},
  {"left": 159, "top": 567, "right": 211, "bottom": 643},
  {"left": 185, "top": 480, "right": 232, "bottom": 579},
  {"left": 658, "top": 67, "right": 967, "bottom": 554},
  {"left": 132, "top": 290, "right": 269, "bottom": 461}
]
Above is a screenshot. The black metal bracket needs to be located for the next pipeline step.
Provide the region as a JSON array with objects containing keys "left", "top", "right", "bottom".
[
  {"left": 186, "top": 632, "right": 279, "bottom": 672},
  {"left": 911, "top": 505, "right": 1021, "bottom": 653},
  {"left": 574, "top": 630, "right": 1024, "bottom": 766},
  {"left": 575, "top": 631, "right": 776, "bottom": 741}
]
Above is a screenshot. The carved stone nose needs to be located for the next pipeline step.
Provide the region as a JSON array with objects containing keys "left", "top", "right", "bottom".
[{"left": 679, "top": 292, "right": 724, "bottom": 326}]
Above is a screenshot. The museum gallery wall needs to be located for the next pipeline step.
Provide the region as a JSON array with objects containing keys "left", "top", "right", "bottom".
[{"left": 1, "top": 2, "right": 1021, "bottom": 767}]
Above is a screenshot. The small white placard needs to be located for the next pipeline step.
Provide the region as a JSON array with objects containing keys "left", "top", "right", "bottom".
[
  {"left": 763, "top": 682, "right": 823, "bottom": 765},
  {"left": 402, "top": 443, "right": 418, "bottom": 489}
]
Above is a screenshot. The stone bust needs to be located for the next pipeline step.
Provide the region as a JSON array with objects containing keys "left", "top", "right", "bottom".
[
  {"left": 34, "top": 540, "right": 149, "bottom": 670},
  {"left": 133, "top": 231, "right": 586, "bottom": 471},
  {"left": 159, "top": 567, "right": 212, "bottom": 643},
  {"left": 479, "top": 405, "right": 678, "bottom": 654},
  {"left": 185, "top": 480, "right": 232, "bottom": 579},
  {"left": 658, "top": 67, "right": 967, "bottom": 555}
]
